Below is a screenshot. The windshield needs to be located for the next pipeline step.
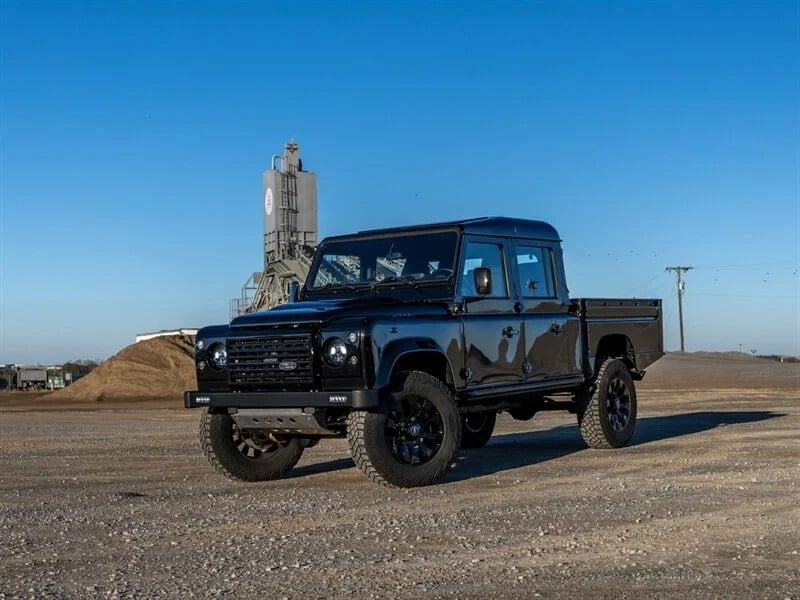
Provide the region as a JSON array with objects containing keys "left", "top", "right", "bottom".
[{"left": 308, "top": 231, "right": 458, "bottom": 289}]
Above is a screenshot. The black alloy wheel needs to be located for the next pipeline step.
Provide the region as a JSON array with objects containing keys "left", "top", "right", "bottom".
[
  {"left": 231, "top": 422, "right": 283, "bottom": 459},
  {"left": 605, "top": 377, "right": 632, "bottom": 432},
  {"left": 347, "top": 370, "right": 461, "bottom": 487},
  {"left": 199, "top": 410, "right": 305, "bottom": 481},
  {"left": 577, "top": 358, "right": 638, "bottom": 449},
  {"left": 385, "top": 394, "right": 445, "bottom": 465}
]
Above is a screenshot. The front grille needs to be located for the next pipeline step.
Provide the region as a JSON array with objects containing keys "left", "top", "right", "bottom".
[{"left": 227, "top": 335, "right": 313, "bottom": 391}]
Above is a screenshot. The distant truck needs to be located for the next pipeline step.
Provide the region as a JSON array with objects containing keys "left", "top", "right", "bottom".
[{"left": 186, "top": 217, "right": 663, "bottom": 487}]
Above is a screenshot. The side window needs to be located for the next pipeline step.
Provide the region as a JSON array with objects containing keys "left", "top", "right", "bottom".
[
  {"left": 461, "top": 242, "right": 508, "bottom": 298},
  {"left": 516, "top": 245, "right": 556, "bottom": 298}
]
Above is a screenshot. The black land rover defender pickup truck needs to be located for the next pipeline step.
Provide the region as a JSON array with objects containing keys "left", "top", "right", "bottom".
[{"left": 186, "top": 217, "right": 663, "bottom": 487}]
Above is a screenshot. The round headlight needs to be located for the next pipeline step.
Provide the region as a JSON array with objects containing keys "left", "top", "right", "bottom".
[
  {"left": 324, "top": 338, "right": 348, "bottom": 368},
  {"left": 208, "top": 343, "right": 227, "bottom": 370}
]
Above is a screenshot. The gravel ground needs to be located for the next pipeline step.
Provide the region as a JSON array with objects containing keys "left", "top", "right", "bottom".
[{"left": 1, "top": 388, "right": 798, "bottom": 599}]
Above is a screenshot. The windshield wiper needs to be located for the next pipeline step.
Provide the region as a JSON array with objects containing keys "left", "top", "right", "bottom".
[
  {"left": 317, "top": 282, "right": 358, "bottom": 291},
  {"left": 370, "top": 276, "right": 421, "bottom": 290}
]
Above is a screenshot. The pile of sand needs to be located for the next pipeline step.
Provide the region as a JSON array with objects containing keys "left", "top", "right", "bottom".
[{"left": 50, "top": 335, "right": 196, "bottom": 403}]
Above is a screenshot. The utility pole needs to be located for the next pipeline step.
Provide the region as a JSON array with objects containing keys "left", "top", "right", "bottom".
[{"left": 665, "top": 266, "right": 693, "bottom": 352}]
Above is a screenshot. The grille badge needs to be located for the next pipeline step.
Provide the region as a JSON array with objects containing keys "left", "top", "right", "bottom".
[{"left": 278, "top": 361, "right": 298, "bottom": 371}]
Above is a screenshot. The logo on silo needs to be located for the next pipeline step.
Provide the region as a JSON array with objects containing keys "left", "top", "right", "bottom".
[{"left": 265, "top": 188, "right": 274, "bottom": 216}]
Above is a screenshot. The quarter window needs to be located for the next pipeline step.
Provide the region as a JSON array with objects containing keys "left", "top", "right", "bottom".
[
  {"left": 461, "top": 242, "right": 508, "bottom": 298},
  {"left": 516, "top": 246, "right": 556, "bottom": 298}
]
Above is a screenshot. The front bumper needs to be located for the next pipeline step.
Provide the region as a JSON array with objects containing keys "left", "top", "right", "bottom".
[{"left": 184, "top": 389, "right": 379, "bottom": 410}]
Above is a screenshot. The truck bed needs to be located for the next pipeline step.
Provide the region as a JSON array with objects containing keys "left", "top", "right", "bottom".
[{"left": 574, "top": 298, "right": 664, "bottom": 375}]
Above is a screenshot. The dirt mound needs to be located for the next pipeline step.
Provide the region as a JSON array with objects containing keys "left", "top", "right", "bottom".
[
  {"left": 51, "top": 335, "right": 196, "bottom": 403},
  {"left": 639, "top": 351, "right": 800, "bottom": 391}
]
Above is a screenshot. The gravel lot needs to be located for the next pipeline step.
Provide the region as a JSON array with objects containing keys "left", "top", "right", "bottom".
[{"left": 1, "top": 385, "right": 798, "bottom": 599}]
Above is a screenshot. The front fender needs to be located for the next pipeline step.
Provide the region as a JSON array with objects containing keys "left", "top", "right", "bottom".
[{"left": 373, "top": 338, "right": 455, "bottom": 389}]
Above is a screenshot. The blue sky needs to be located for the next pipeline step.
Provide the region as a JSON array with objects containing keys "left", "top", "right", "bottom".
[{"left": 1, "top": 1, "right": 798, "bottom": 364}]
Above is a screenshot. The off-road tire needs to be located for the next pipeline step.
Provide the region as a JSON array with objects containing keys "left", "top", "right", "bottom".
[
  {"left": 460, "top": 411, "right": 496, "bottom": 449},
  {"left": 199, "top": 409, "right": 305, "bottom": 481},
  {"left": 577, "top": 358, "right": 637, "bottom": 449},
  {"left": 346, "top": 371, "right": 461, "bottom": 487}
]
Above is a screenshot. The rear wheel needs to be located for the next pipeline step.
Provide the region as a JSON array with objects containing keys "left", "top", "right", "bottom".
[
  {"left": 199, "top": 409, "right": 305, "bottom": 481},
  {"left": 460, "top": 411, "right": 496, "bottom": 449},
  {"left": 577, "top": 358, "right": 637, "bottom": 449},
  {"left": 347, "top": 371, "right": 461, "bottom": 487}
]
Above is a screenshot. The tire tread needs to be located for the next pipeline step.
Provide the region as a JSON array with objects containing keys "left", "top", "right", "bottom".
[
  {"left": 198, "top": 409, "right": 304, "bottom": 482},
  {"left": 347, "top": 371, "right": 461, "bottom": 487},
  {"left": 578, "top": 358, "right": 636, "bottom": 449}
]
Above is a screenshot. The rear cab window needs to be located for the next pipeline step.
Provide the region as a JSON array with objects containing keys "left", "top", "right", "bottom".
[{"left": 515, "top": 245, "right": 557, "bottom": 299}]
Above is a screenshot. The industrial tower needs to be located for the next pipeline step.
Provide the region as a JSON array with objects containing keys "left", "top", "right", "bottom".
[{"left": 230, "top": 140, "right": 318, "bottom": 318}]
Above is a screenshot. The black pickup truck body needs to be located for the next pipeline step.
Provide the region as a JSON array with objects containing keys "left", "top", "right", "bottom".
[{"left": 187, "top": 217, "right": 663, "bottom": 486}]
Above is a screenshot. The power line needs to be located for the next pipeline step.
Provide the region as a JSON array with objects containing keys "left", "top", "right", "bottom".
[
  {"left": 692, "top": 293, "right": 799, "bottom": 299},
  {"left": 695, "top": 260, "right": 796, "bottom": 270},
  {"left": 621, "top": 272, "right": 666, "bottom": 296},
  {"left": 665, "top": 266, "right": 693, "bottom": 352}
]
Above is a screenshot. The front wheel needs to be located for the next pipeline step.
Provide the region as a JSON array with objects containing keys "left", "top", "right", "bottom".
[
  {"left": 199, "top": 410, "right": 305, "bottom": 481},
  {"left": 347, "top": 371, "right": 461, "bottom": 487},
  {"left": 577, "top": 358, "right": 637, "bottom": 449}
]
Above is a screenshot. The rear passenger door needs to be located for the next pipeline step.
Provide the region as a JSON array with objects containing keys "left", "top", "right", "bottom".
[
  {"left": 458, "top": 237, "right": 526, "bottom": 387},
  {"left": 511, "top": 242, "right": 575, "bottom": 379}
]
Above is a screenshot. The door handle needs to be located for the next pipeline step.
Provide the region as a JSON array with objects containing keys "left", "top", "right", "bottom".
[
  {"left": 550, "top": 323, "right": 562, "bottom": 335},
  {"left": 503, "top": 326, "right": 519, "bottom": 338}
]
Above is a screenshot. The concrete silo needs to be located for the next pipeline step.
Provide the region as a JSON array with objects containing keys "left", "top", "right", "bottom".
[{"left": 230, "top": 140, "right": 318, "bottom": 317}]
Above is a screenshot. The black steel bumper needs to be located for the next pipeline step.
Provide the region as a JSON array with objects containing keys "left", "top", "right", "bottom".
[{"left": 184, "top": 389, "right": 380, "bottom": 410}]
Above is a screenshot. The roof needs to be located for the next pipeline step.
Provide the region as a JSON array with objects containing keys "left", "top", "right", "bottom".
[{"left": 326, "top": 217, "right": 561, "bottom": 242}]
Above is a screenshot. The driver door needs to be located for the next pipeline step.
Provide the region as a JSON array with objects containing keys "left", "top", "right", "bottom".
[{"left": 458, "top": 236, "right": 526, "bottom": 387}]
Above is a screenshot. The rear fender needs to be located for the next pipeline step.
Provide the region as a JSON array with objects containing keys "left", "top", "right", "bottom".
[{"left": 593, "top": 334, "right": 636, "bottom": 373}]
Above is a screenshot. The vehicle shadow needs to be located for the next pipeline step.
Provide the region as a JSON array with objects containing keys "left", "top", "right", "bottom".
[
  {"left": 445, "top": 410, "right": 783, "bottom": 483},
  {"left": 288, "top": 457, "right": 354, "bottom": 478}
]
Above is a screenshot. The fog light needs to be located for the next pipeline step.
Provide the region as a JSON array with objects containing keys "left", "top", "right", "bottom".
[
  {"left": 197, "top": 360, "right": 206, "bottom": 371},
  {"left": 348, "top": 355, "right": 359, "bottom": 366}
]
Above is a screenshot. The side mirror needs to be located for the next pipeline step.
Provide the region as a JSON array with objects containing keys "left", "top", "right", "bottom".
[
  {"left": 288, "top": 281, "right": 300, "bottom": 303},
  {"left": 474, "top": 267, "right": 492, "bottom": 296}
]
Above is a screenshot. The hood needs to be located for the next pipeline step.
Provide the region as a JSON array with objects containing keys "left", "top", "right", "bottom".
[{"left": 229, "top": 296, "right": 450, "bottom": 329}]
